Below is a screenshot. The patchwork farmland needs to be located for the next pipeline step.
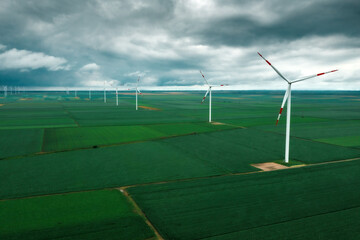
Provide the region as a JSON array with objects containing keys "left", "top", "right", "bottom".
[{"left": 1, "top": 90, "right": 360, "bottom": 240}]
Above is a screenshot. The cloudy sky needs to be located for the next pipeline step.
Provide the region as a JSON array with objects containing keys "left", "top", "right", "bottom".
[{"left": 0, "top": 0, "right": 359, "bottom": 90}]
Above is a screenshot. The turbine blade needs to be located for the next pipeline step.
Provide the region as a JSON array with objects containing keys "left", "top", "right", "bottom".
[
  {"left": 257, "top": 52, "right": 289, "bottom": 83},
  {"left": 200, "top": 70, "right": 210, "bottom": 86},
  {"left": 291, "top": 69, "right": 338, "bottom": 83},
  {"left": 201, "top": 87, "right": 210, "bottom": 103},
  {"left": 276, "top": 86, "right": 290, "bottom": 126},
  {"left": 136, "top": 76, "right": 140, "bottom": 88},
  {"left": 137, "top": 88, "right": 142, "bottom": 94}
]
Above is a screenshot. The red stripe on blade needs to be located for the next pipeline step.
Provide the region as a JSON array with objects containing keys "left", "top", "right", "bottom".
[
  {"left": 279, "top": 108, "right": 283, "bottom": 114},
  {"left": 317, "top": 73, "right": 325, "bottom": 76},
  {"left": 266, "top": 60, "right": 271, "bottom": 66},
  {"left": 276, "top": 120, "right": 279, "bottom": 126}
]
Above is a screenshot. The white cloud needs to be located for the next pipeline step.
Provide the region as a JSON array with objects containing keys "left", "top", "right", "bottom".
[
  {"left": 125, "top": 71, "right": 147, "bottom": 77},
  {"left": 77, "top": 63, "right": 118, "bottom": 87},
  {"left": 0, "top": 48, "right": 69, "bottom": 71},
  {"left": 80, "top": 63, "right": 100, "bottom": 71},
  {"left": 0, "top": 44, "right": 6, "bottom": 50}
]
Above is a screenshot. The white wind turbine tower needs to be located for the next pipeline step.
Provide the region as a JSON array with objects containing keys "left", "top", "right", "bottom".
[
  {"left": 199, "top": 70, "right": 227, "bottom": 122},
  {"left": 104, "top": 80, "right": 107, "bottom": 103},
  {"left": 116, "top": 86, "right": 118, "bottom": 106},
  {"left": 110, "top": 82, "right": 119, "bottom": 106},
  {"left": 258, "top": 52, "right": 338, "bottom": 163},
  {"left": 135, "top": 76, "right": 142, "bottom": 110},
  {"left": 4, "top": 86, "right": 7, "bottom": 98},
  {"left": 89, "top": 89, "right": 91, "bottom": 100}
]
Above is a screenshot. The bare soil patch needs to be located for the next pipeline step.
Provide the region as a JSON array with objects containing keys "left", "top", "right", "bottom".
[
  {"left": 118, "top": 92, "right": 187, "bottom": 96},
  {"left": 139, "top": 106, "right": 161, "bottom": 111},
  {"left": 251, "top": 162, "right": 288, "bottom": 171},
  {"left": 19, "top": 98, "right": 33, "bottom": 101},
  {"left": 211, "top": 122, "right": 226, "bottom": 125}
]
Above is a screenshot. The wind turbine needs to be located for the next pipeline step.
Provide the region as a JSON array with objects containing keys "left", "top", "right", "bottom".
[
  {"left": 89, "top": 89, "right": 91, "bottom": 100},
  {"left": 135, "top": 76, "right": 142, "bottom": 110},
  {"left": 109, "top": 82, "right": 119, "bottom": 106},
  {"left": 257, "top": 52, "right": 338, "bottom": 163},
  {"left": 104, "top": 80, "right": 107, "bottom": 103},
  {"left": 4, "top": 86, "right": 7, "bottom": 98},
  {"left": 199, "top": 70, "right": 227, "bottom": 122}
]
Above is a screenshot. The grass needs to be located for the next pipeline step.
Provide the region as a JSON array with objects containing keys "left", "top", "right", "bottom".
[
  {"left": 2, "top": 127, "right": 359, "bottom": 199},
  {"left": 0, "top": 140, "right": 225, "bottom": 199},
  {"left": 0, "top": 129, "right": 43, "bottom": 159},
  {"left": 42, "top": 122, "right": 235, "bottom": 152},
  {"left": 0, "top": 190, "right": 154, "bottom": 240},
  {"left": 1, "top": 90, "right": 360, "bottom": 239},
  {"left": 315, "top": 135, "right": 360, "bottom": 147},
  {"left": 128, "top": 159, "right": 360, "bottom": 240}
]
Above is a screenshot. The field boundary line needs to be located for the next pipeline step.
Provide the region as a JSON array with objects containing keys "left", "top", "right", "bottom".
[
  {"left": 199, "top": 204, "right": 360, "bottom": 240},
  {"left": 0, "top": 127, "right": 243, "bottom": 161},
  {"left": 121, "top": 171, "right": 259, "bottom": 190},
  {"left": 118, "top": 188, "right": 164, "bottom": 240},
  {"left": 257, "top": 127, "right": 360, "bottom": 151},
  {"left": 310, "top": 157, "right": 360, "bottom": 166},
  {"left": 61, "top": 104, "right": 80, "bottom": 127},
  {"left": 2, "top": 157, "right": 360, "bottom": 201}
]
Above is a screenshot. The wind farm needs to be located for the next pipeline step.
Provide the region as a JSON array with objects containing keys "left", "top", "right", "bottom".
[
  {"left": 1, "top": 86, "right": 360, "bottom": 240},
  {"left": 1, "top": 1, "right": 360, "bottom": 240}
]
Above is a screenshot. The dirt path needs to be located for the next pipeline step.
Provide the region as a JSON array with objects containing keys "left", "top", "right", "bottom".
[{"left": 119, "top": 188, "right": 164, "bottom": 240}]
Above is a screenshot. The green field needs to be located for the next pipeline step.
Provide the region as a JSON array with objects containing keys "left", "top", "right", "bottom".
[
  {"left": 0, "top": 129, "right": 43, "bottom": 159},
  {"left": 1, "top": 90, "right": 360, "bottom": 239},
  {"left": 42, "top": 122, "right": 235, "bottom": 152},
  {"left": 0, "top": 190, "right": 154, "bottom": 240},
  {"left": 128, "top": 160, "right": 360, "bottom": 240}
]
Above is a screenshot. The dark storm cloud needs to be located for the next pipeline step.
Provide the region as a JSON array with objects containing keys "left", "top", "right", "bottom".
[
  {"left": 179, "top": 0, "right": 360, "bottom": 47},
  {"left": 0, "top": 0, "right": 359, "bottom": 90}
]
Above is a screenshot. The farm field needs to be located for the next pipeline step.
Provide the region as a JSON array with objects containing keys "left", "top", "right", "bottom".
[
  {"left": 1, "top": 90, "right": 360, "bottom": 239},
  {"left": 0, "top": 190, "right": 155, "bottom": 240},
  {"left": 128, "top": 160, "right": 360, "bottom": 240}
]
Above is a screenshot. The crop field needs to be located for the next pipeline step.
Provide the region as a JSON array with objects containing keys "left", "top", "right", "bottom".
[
  {"left": 128, "top": 160, "right": 360, "bottom": 240},
  {"left": 0, "top": 190, "right": 154, "bottom": 240},
  {"left": 1, "top": 90, "right": 359, "bottom": 239}
]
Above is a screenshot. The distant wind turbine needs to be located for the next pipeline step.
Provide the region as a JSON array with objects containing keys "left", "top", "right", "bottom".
[
  {"left": 104, "top": 80, "right": 107, "bottom": 103},
  {"left": 136, "top": 76, "right": 142, "bottom": 110},
  {"left": 199, "top": 70, "right": 228, "bottom": 122},
  {"left": 110, "top": 82, "right": 119, "bottom": 106},
  {"left": 258, "top": 52, "right": 338, "bottom": 163}
]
